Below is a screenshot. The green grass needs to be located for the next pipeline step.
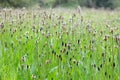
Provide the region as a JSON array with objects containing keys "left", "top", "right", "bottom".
[{"left": 0, "top": 8, "right": 120, "bottom": 80}]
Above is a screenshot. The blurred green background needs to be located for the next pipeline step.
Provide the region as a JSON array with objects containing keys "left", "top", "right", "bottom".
[{"left": 0, "top": 0, "right": 120, "bottom": 9}]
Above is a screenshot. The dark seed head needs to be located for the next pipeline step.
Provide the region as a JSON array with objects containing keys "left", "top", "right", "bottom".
[
  {"left": 63, "top": 48, "right": 66, "bottom": 53},
  {"left": 62, "top": 42, "right": 64, "bottom": 46},
  {"left": 59, "top": 55, "right": 62, "bottom": 60},
  {"left": 73, "top": 59, "right": 76, "bottom": 64},
  {"left": 66, "top": 51, "right": 68, "bottom": 55},
  {"left": 77, "top": 62, "right": 79, "bottom": 66},
  {"left": 105, "top": 72, "right": 107, "bottom": 76},
  {"left": 27, "top": 65, "right": 29, "bottom": 69},
  {"left": 110, "top": 28, "right": 114, "bottom": 34},
  {"left": 84, "top": 67, "right": 86, "bottom": 71},
  {"left": 90, "top": 54, "right": 92, "bottom": 58},
  {"left": 0, "top": 22, "right": 4, "bottom": 29},
  {"left": 109, "top": 75, "right": 110, "bottom": 79},
  {"left": 109, "top": 57, "right": 111, "bottom": 62},
  {"left": 51, "top": 78, "right": 53, "bottom": 80},
  {"left": 113, "top": 62, "right": 115, "bottom": 68},
  {"left": 46, "top": 60, "right": 50, "bottom": 64},
  {"left": 78, "top": 39, "right": 80, "bottom": 44},
  {"left": 98, "top": 67, "right": 100, "bottom": 71},
  {"left": 100, "top": 64, "right": 102, "bottom": 68},
  {"left": 70, "top": 58, "right": 72, "bottom": 61},
  {"left": 68, "top": 45, "right": 71, "bottom": 50},
  {"left": 102, "top": 53, "right": 105, "bottom": 57},
  {"left": 52, "top": 50, "right": 56, "bottom": 54},
  {"left": 21, "top": 57, "right": 25, "bottom": 62},
  {"left": 84, "top": 46, "right": 86, "bottom": 49},
  {"left": 93, "top": 64, "right": 96, "bottom": 68},
  {"left": 65, "top": 43, "right": 67, "bottom": 47},
  {"left": 116, "top": 36, "right": 120, "bottom": 44},
  {"left": 73, "top": 55, "right": 74, "bottom": 58},
  {"left": 104, "top": 35, "right": 110, "bottom": 41}
]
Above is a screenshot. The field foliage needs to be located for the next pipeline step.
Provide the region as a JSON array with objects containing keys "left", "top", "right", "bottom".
[{"left": 0, "top": 8, "right": 120, "bottom": 80}]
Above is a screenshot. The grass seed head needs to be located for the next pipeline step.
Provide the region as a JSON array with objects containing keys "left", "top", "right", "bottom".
[
  {"left": 98, "top": 67, "right": 100, "bottom": 71},
  {"left": 21, "top": 56, "right": 25, "bottom": 62},
  {"left": 104, "top": 35, "right": 110, "bottom": 41},
  {"left": 78, "top": 39, "right": 80, "bottom": 44},
  {"left": 32, "top": 75, "right": 36, "bottom": 79},
  {"left": 114, "top": 45, "right": 118, "bottom": 48},
  {"left": 93, "top": 31, "right": 97, "bottom": 36},
  {"left": 116, "top": 36, "right": 120, "bottom": 43},
  {"left": 0, "top": 22, "right": 4, "bottom": 29},
  {"left": 93, "top": 64, "right": 96, "bottom": 68},
  {"left": 77, "top": 6, "right": 81, "bottom": 14},
  {"left": 46, "top": 60, "right": 50, "bottom": 64},
  {"left": 21, "top": 64, "right": 24, "bottom": 70},
  {"left": 109, "top": 75, "right": 111, "bottom": 79},
  {"left": 66, "top": 51, "right": 68, "bottom": 55},
  {"left": 52, "top": 50, "right": 55, "bottom": 54},
  {"left": 109, "top": 57, "right": 111, "bottom": 62},
  {"left": 110, "top": 28, "right": 114, "bottom": 34},
  {"left": 113, "top": 62, "right": 115, "bottom": 68},
  {"left": 100, "top": 64, "right": 103, "bottom": 68},
  {"left": 69, "top": 58, "right": 72, "bottom": 61},
  {"left": 105, "top": 72, "right": 107, "bottom": 76},
  {"left": 27, "top": 65, "right": 30, "bottom": 69}
]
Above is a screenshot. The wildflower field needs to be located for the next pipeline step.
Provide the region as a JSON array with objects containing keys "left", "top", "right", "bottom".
[{"left": 0, "top": 8, "right": 120, "bottom": 80}]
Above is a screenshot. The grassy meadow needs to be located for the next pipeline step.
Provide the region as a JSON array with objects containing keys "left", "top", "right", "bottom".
[{"left": 0, "top": 8, "right": 120, "bottom": 80}]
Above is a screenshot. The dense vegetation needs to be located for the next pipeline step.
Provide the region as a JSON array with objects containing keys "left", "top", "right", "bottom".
[
  {"left": 0, "top": 0, "right": 120, "bottom": 9},
  {"left": 0, "top": 8, "right": 120, "bottom": 80}
]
